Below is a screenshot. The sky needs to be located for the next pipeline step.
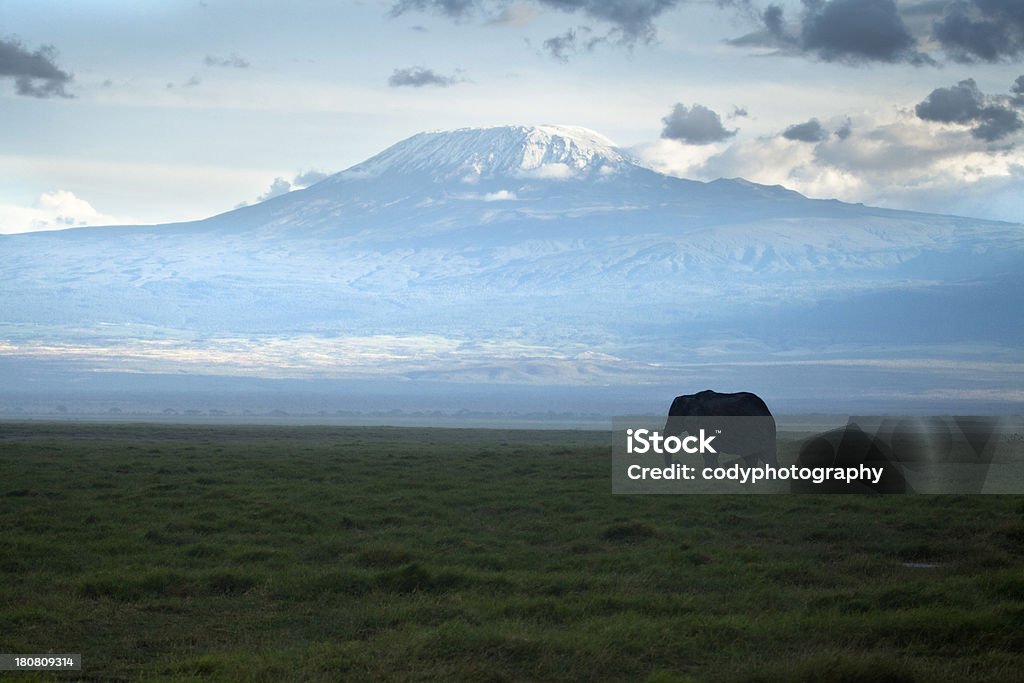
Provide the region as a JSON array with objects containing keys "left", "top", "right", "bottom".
[{"left": 2, "top": 0, "right": 1024, "bottom": 233}]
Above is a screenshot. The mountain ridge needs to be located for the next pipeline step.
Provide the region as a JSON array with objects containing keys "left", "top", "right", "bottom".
[
  {"left": 1, "top": 124, "right": 1022, "bottom": 408},
  {"left": 4, "top": 124, "right": 1018, "bottom": 239}
]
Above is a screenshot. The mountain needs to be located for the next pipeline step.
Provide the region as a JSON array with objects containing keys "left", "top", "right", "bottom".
[{"left": 2, "top": 124, "right": 1023, "bottom": 412}]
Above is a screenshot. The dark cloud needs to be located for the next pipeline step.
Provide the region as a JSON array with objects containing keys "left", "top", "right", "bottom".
[
  {"left": 391, "top": 0, "right": 1023, "bottom": 66},
  {"left": 973, "top": 105, "right": 1023, "bottom": 141},
  {"left": 730, "top": 105, "right": 749, "bottom": 118},
  {"left": 729, "top": 0, "right": 931, "bottom": 65},
  {"left": 0, "top": 37, "right": 73, "bottom": 98},
  {"left": 897, "top": 0, "right": 949, "bottom": 41},
  {"left": 762, "top": 3, "right": 795, "bottom": 44},
  {"left": 726, "top": 4, "right": 794, "bottom": 48},
  {"left": 543, "top": 28, "right": 580, "bottom": 62},
  {"left": 166, "top": 75, "right": 201, "bottom": 89},
  {"left": 915, "top": 78, "right": 984, "bottom": 123},
  {"left": 388, "top": 66, "right": 462, "bottom": 87},
  {"left": 1012, "top": 74, "right": 1024, "bottom": 105},
  {"left": 391, "top": 0, "right": 685, "bottom": 55},
  {"left": 661, "top": 102, "right": 737, "bottom": 144},
  {"left": 535, "top": 0, "right": 679, "bottom": 45},
  {"left": 733, "top": 1, "right": 1024, "bottom": 66},
  {"left": 802, "top": 0, "right": 924, "bottom": 63},
  {"left": 835, "top": 117, "right": 852, "bottom": 139},
  {"left": 204, "top": 53, "right": 250, "bottom": 68},
  {"left": 782, "top": 118, "right": 828, "bottom": 142},
  {"left": 541, "top": 26, "right": 608, "bottom": 61},
  {"left": 915, "top": 77, "right": 1023, "bottom": 141},
  {"left": 934, "top": 0, "right": 1024, "bottom": 63},
  {"left": 389, "top": 0, "right": 479, "bottom": 19},
  {"left": 902, "top": 0, "right": 949, "bottom": 18}
]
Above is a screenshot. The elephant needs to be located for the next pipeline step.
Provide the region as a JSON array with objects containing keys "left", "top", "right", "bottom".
[{"left": 664, "top": 390, "right": 777, "bottom": 468}]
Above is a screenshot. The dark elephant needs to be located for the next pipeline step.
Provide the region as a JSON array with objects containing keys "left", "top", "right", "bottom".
[
  {"left": 790, "top": 423, "right": 911, "bottom": 494},
  {"left": 664, "top": 390, "right": 777, "bottom": 468}
]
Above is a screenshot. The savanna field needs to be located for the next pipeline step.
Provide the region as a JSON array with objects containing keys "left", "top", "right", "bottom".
[{"left": 2, "top": 422, "right": 1023, "bottom": 682}]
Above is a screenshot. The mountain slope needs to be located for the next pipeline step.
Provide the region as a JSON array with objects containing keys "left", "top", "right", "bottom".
[{"left": 2, "top": 125, "right": 1023, "bottom": 408}]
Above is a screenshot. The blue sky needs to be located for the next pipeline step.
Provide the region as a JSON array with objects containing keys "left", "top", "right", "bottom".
[{"left": 3, "top": 0, "right": 1024, "bottom": 233}]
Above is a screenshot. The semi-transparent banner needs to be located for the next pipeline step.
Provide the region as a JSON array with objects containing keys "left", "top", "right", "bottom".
[{"left": 612, "top": 416, "right": 1024, "bottom": 494}]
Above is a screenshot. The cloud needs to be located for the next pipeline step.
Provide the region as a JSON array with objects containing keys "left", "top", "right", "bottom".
[
  {"left": 391, "top": 0, "right": 687, "bottom": 56},
  {"left": 518, "top": 162, "right": 576, "bottom": 179},
  {"left": 166, "top": 75, "right": 201, "bottom": 89},
  {"left": 1013, "top": 74, "right": 1024, "bottom": 105},
  {"left": 660, "top": 102, "right": 737, "bottom": 144},
  {"left": 782, "top": 118, "right": 828, "bottom": 142},
  {"left": 257, "top": 178, "right": 293, "bottom": 202},
  {"left": 204, "top": 53, "right": 250, "bottom": 68},
  {"left": 245, "top": 170, "right": 333, "bottom": 206},
  {"left": 634, "top": 107, "right": 1024, "bottom": 222},
  {"left": 809, "top": 117, "right": 976, "bottom": 173},
  {"left": 730, "top": 0, "right": 931, "bottom": 65},
  {"left": 390, "top": 0, "right": 479, "bottom": 19},
  {"left": 725, "top": 5, "right": 792, "bottom": 48},
  {"left": 0, "top": 190, "right": 121, "bottom": 234},
  {"left": 541, "top": 27, "right": 609, "bottom": 61},
  {"left": 293, "top": 170, "right": 329, "bottom": 187},
  {"left": 731, "top": 1, "right": 1024, "bottom": 66},
  {"left": 915, "top": 78, "right": 1023, "bottom": 142},
  {"left": 972, "top": 105, "right": 1024, "bottom": 141},
  {"left": 486, "top": 3, "right": 539, "bottom": 25},
  {"left": 934, "top": 0, "right": 1024, "bottom": 63},
  {"left": 802, "top": 0, "right": 924, "bottom": 63},
  {"left": 0, "top": 36, "right": 73, "bottom": 98},
  {"left": 762, "top": 2, "right": 789, "bottom": 38},
  {"left": 387, "top": 66, "right": 463, "bottom": 87},
  {"left": 543, "top": 28, "right": 578, "bottom": 62},
  {"left": 835, "top": 117, "right": 853, "bottom": 139},
  {"left": 915, "top": 78, "right": 984, "bottom": 123},
  {"left": 533, "top": 0, "right": 679, "bottom": 45}
]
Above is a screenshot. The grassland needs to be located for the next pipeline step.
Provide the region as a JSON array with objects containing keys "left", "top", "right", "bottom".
[{"left": 1, "top": 421, "right": 1023, "bottom": 682}]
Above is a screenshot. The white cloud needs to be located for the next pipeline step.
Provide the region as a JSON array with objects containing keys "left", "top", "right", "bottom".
[
  {"left": 0, "top": 191, "right": 127, "bottom": 235},
  {"left": 484, "top": 189, "right": 517, "bottom": 201},
  {"left": 1, "top": 155, "right": 283, "bottom": 227},
  {"left": 629, "top": 138, "right": 722, "bottom": 177},
  {"left": 518, "top": 162, "right": 575, "bottom": 179},
  {"left": 633, "top": 110, "right": 1024, "bottom": 221}
]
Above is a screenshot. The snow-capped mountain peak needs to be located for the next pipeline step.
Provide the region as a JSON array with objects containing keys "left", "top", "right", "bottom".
[
  {"left": 335, "top": 124, "right": 631, "bottom": 183},
  {"left": 2, "top": 123, "right": 1023, "bottom": 407}
]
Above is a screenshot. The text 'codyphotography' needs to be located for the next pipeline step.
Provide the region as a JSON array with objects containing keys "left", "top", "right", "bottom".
[{"left": 612, "top": 416, "right": 1024, "bottom": 495}]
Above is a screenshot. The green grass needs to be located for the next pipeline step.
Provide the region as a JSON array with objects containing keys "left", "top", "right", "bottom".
[{"left": 1, "top": 421, "right": 1022, "bottom": 681}]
